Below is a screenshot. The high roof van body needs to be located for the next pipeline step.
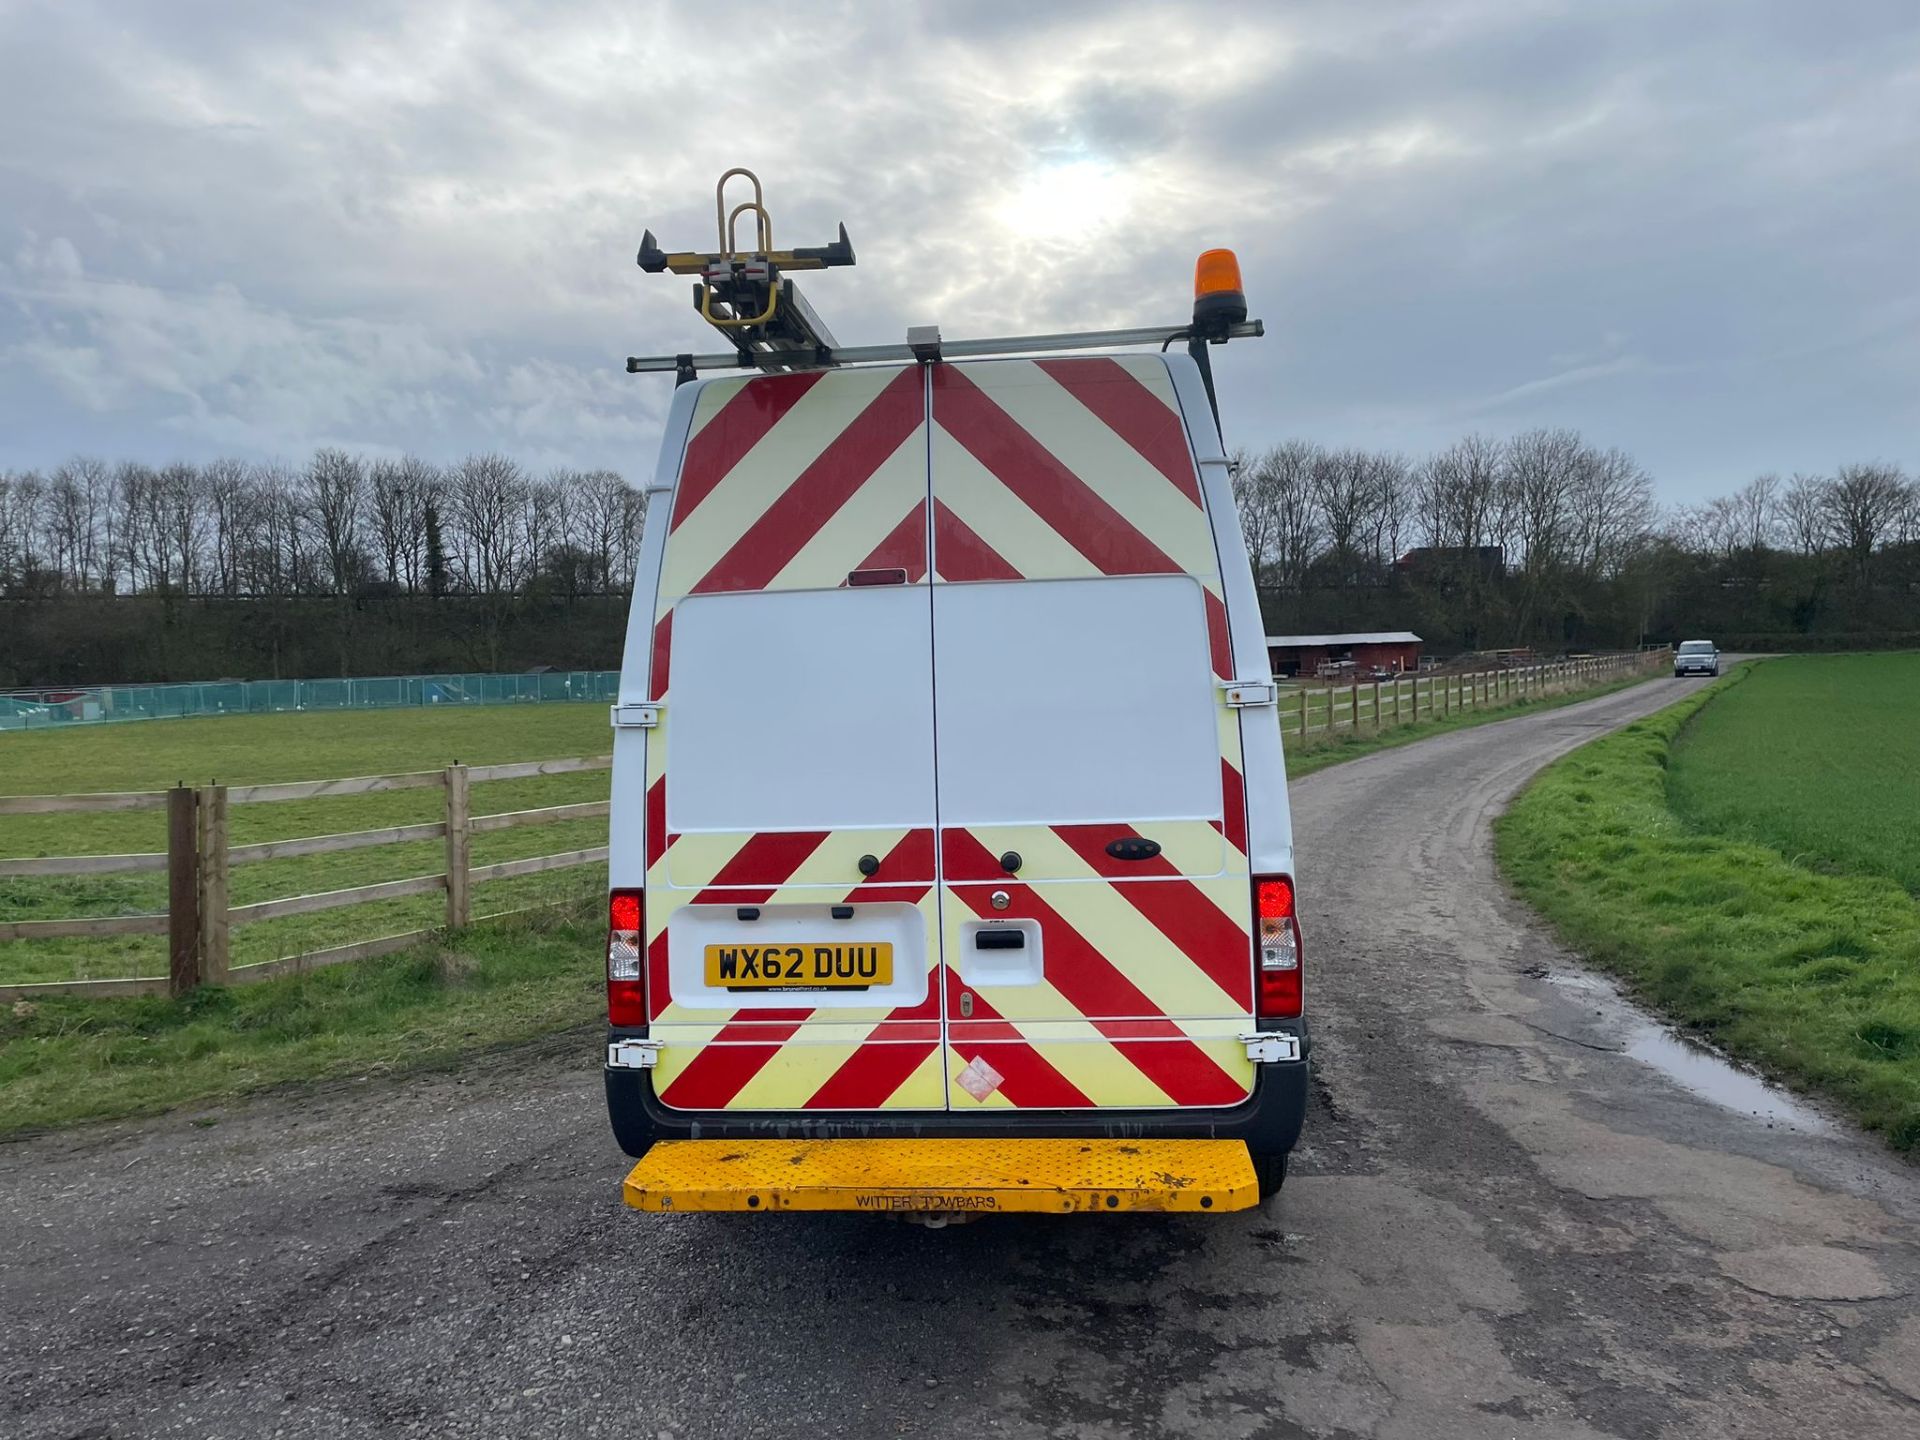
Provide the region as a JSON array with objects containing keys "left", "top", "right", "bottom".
[{"left": 605, "top": 351, "right": 1306, "bottom": 1195}]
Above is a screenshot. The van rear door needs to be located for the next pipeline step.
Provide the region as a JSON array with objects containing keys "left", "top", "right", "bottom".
[
  {"left": 643, "top": 366, "right": 947, "bottom": 1112},
  {"left": 928, "top": 357, "right": 1258, "bottom": 1111}
]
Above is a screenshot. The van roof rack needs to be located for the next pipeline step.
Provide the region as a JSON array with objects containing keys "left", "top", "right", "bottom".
[
  {"left": 627, "top": 170, "right": 1262, "bottom": 431},
  {"left": 624, "top": 320, "right": 1265, "bottom": 379}
]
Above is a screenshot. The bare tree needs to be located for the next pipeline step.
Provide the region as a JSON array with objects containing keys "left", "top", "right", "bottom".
[
  {"left": 571, "top": 469, "right": 626, "bottom": 593},
  {"left": 114, "top": 462, "right": 168, "bottom": 592},
  {"left": 520, "top": 469, "right": 567, "bottom": 581},
  {"left": 1311, "top": 448, "right": 1382, "bottom": 586},
  {"left": 1415, "top": 434, "right": 1502, "bottom": 553},
  {"left": 1679, "top": 497, "right": 1741, "bottom": 563},
  {"left": 370, "top": 456, "right": 437, "bottom": 591},
  {"left": 1499, "top": 427, "right": 1588, "bottom": 637},
  {"left": 1727, "top": 474, "right": 1780, "bottom": 553},
  {"left": 1567, "top": 447, "right": 1653, "bottom": 578},
  {"left": 303, "top": 448, "right": 369, "bottom": 593},
  {"left": 1500, "top": 428, "right": 1584, "bottom": 576},
  {"left": 1779, "top": 473, "right": 1832, "bottom": 556},
  {"left": 202, "top": 457, "right": 252, "bottom": 596},
  {"left": 45, "top": 456, "right": 111, "bottom": 591},
  {"left": 449, "top": 453, "right": 525, "bottom": 595},
  {"left": 1365, "top": 452, "right": 1415, "bottom": 572},
  {"left": 0, "top": 469, "right": 46, "bottom": 591},
  {"left": 1824, "top": 462, "right": 1908, "bottom": 579},
  {"left": 1895, "top": 475, "right": 1920, "bottom": 547},
  {"left": 153, "top": 462, "right": 209, "bottom": 595}
]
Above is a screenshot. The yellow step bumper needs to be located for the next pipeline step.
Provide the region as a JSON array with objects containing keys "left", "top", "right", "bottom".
[{"left": 621, "top": 1137, "right": 1258, "bottom": 1215}]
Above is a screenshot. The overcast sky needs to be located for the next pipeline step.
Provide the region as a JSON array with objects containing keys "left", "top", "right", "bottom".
[{"left": 2, "top": 0, "right": 1916, "bottom": 502}]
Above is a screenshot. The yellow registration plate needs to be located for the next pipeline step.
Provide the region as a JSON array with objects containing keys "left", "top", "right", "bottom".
[{"left": 704, "top": 942, "right": 893, "bottom": 990}]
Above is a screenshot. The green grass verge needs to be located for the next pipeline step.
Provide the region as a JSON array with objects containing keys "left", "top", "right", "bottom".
[
  {"left": 1495, "top": 663, "right": 1920, "bottom": 1151},
  {"left": 0, "top": 705, "right": 613, "bottom": 984},
  {"left": 1668, "top": 652, "right": 1920, "bottom": 895},
  {"left": 0, "top": 902, "right": 602, "bottom": 1136},
  {"left": 1285, "top": 668, "right": 1660, "bottom": 779}
]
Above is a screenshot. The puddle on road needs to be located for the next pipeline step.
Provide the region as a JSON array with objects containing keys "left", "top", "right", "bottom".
[
  {"left": 1543, "top": 972, "right": 1834, "bottom": 1134},
  {"left": 1620, "top": 1025, "right": 1833, "bottom": 1133}
]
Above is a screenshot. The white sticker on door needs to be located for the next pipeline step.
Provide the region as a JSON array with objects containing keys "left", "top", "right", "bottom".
[{"left": 956, "top": 1056, "right": 1005, "bottom": 1102}]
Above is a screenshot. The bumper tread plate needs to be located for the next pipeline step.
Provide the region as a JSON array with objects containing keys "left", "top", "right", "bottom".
[{"left": 622, "top": 1137, "right": 1258, "bottom": 1215}]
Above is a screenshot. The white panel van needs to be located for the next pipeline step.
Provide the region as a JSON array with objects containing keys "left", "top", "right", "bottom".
[{"left": 603, "top": 343, "right": 1308, "bottom": 1198}]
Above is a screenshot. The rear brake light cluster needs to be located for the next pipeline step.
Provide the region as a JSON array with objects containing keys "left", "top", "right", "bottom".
[
  {"left": 1253, "top": 875, "right": 1302, "bottom": 1019},
  {"left": 607, "top": 889, "right": 646, "bottom": 1026}
]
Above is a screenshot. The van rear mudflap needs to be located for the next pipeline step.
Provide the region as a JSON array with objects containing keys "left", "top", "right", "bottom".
[{"left": 605, "top": 1021, "right": 1307, "bottom": 1158}]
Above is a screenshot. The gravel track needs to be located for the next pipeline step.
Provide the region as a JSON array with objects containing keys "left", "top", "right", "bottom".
[{"left": 5, "top": 672, "right": 1917, "bottom": 1438}]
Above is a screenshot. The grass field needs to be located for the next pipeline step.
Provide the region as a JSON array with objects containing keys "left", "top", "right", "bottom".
[
  {"left": 1497, "top": 660, "right": 1920, "bottom": 1151},
  {"left": 1668, "top": 653, "right": 1920, "bottom": 895},
  {"left": 0, "top": 902, "right": 601, "bottom": 1134},
  {"left": 1284, "top": 667, "right": 1659, "bottom": 779},
  {"left": 0, "top": 705, "right": 613, "bottom": 985},
  {"left": 0, "top": 663, "right": 1660, "bottom": 1135}
]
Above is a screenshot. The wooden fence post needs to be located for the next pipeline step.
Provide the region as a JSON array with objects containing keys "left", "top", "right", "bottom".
[
  {"left": 1347, "top": 682, "right": 1358, "bottom": 734},
  {"left": 197, "top": 784, "right": 230, "bottom": 985},
  {"left": 167, "top": 786, "right": 201, "bottom": 999},
  {"left": 1300, "top": 688, "right": 1310, "bottom": 741},
  {"left": 444, "top": 763, "right": 472, "bottom": 928}
]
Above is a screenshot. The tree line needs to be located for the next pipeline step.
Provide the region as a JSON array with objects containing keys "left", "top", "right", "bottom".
[
  {"left": 0, "top": 452, "right": 648, "bottom": 686},
  {"left": 0, "top": 451, "right": 646, "bottom": 601},
  {"left": 3, "top": 432, "right": 1917, "bottom": 687},
  {"left": 1233, "top": 430, "right": 1919, "bottom": 651}
]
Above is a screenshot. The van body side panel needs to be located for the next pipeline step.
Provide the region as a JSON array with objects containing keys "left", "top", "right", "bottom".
[
  {"left": 928, "top": 357, "right": 1256, "bottom": 1110},
  {"left": 645, "top": 368, "right": 946, "bottom": 1112},
  {"left": 1162, "top": 357, "right": 1295, "bottom": 880},
  {"left": 609, "top": 380, "right": 703, "bottom": 896}
]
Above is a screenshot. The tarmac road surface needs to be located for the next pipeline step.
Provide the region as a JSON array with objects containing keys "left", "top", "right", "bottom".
[{"left": 4, "top": 671, "right": 1918, "bottom": 1438}]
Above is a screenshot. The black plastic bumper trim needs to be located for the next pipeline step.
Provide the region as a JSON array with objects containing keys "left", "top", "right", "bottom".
[{"left": 603, "top": 1021, "right": 1309, "bottom": 1160}]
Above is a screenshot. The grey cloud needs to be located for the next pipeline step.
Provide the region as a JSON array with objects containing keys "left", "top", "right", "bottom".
[{"left": 0, "top": 0, "right": 1915, "bottom": 497}]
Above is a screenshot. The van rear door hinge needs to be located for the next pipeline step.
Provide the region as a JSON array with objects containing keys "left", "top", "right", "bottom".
[
  {"left": 610, "top": 703, "right": 661, "bottom": 729},
  {"left": 1239, "top": 1031, "right": 1302, "bottom": 1064},
  {"left": 607, "top": 1039, "right": 660, "bottom": 1070},
  {"left": 1222, "top": 680, "right": 1278, "bottom": 708}
]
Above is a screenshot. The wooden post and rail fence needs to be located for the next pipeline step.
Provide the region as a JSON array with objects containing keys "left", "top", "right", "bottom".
[
  {"left": 0, "top": 651, "right": 1668, "bottom": 1004},
  {"left": 0, "top": 755, "right": 612, "bottom": 1003},
  {"left": 1276, "top": 649, "right": 1665, "bottom": 742}
]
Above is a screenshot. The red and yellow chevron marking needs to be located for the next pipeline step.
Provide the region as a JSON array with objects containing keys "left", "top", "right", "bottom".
[
  {"left": 637, "top": 357, "right": 1258, "bottom": 1115},
  {"left": 654, "top": 1018, "right": 948, "bottom": 1113},
  {"left": 941, "top": 830, "right": 1253, "bottom": 1019},
  {"left": 925, "top": 355, "right": 1255, "bottom": 1111}
]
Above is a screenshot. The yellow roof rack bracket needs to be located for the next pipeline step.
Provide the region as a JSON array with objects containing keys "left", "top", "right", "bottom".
[{"left": 635, "top": 167, "right": 854, "bottom": 373}]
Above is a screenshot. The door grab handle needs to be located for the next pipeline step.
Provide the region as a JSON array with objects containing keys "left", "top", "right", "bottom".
[
  {"left": 974, "top": 929, "right": 1026, "bottom": 951},
  {"left": 1105, "top": 837, "right": 1162, "bottom": 861}
]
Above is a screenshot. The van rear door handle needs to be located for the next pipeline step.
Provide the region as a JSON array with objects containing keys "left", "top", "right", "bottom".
[
  {"left": 1105, "top": 837, "right": 1162, "bottom": 861},
  {"left": 974, "top": 929, "right": 1025, "bottom": 951}
]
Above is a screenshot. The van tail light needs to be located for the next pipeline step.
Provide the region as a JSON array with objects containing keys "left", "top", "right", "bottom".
[
  {"left": 1253, "top": 875, "right": 1302, "bottom": 1019},
  {"left": 607, "top": 889, "right": 647, "bottom": 1026}
]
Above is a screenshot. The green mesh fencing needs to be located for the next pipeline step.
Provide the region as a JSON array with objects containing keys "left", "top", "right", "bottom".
[{"left": 0, "top": 671, "right": 620, "bottom": 730}]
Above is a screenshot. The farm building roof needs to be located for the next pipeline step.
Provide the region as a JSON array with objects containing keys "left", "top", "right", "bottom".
[{"left": 1263, "top": 632, "right": 1423, "bottom": 647}]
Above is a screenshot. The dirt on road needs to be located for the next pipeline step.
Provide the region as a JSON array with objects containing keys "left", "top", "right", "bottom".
[{"left": 4, "top": 675, "right": 1917, "bottom": 1439}]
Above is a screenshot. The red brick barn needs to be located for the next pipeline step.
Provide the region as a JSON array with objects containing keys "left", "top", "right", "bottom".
[{"left": 1264, "top": 632, "right": 1423, "bottom": 678}]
